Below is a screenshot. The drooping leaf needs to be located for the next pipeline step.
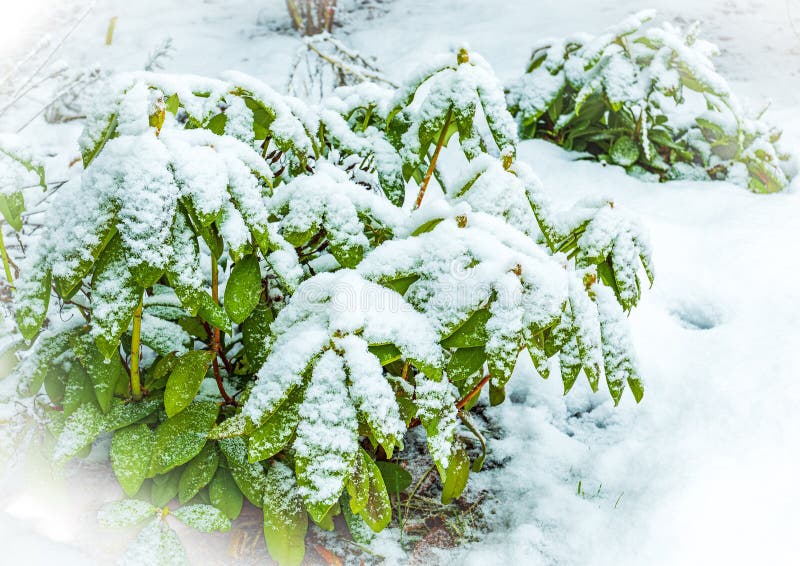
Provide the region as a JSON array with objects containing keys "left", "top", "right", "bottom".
[
  {"left": 172, "top": 504, "right": 231, "bottom": 533},
  {"left": 375, "top": 461, "right": 412, "bottom": 494},
  {"left": 219, "top": 437, "right": 267, "bottom": 507},
  {"left": 117, "top": 518, "right": 188, "bottom": 566},
  {"left": 263, "top": 462, "right": 308, "bottom": 566},
  {"left": 98, "top": 499, "right": 159, "bottom": 528},
  {"left": 53, "top": 402, "right": 107, "bottom": 466},
  {"left": 440, "top": 308, "right": 490, "bottom": 348},
  {"left": 71, "top": 333, "right": 127, "bottom": 413},
  {"left": 178, "top": 442, "right": 219, "bottom": 504},
  {"left": 242, "top": 301, "right": 273, "bottom": 369},
  {"left": 248, "top": 386, "right": 302, "bottom": 463},
  {"left": 149, "top": 400, "right": 219, "bottom": 475},
  {"left": 164, "top": 350, "right": 215, "bottom": 417},
  {"left": 111, "top": 423, "right": 155, "bottom": 497},
  {"left": 441, "top": 447, "right": 470, "bottom": 504},
  {"left": 91, "top": 235, "right": 144, "bottom": 359},
  {"left": 209, "top": 467, "right": 243, "bottom": 520},
  {"left": 223, "top": 254, "right": 262, "bottom": 324},
  {"left": 357, "top": 449, "right": 391, "bottom": 532}
]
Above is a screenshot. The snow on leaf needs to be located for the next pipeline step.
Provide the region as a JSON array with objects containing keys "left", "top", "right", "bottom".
[
  {"left": 178, "top": 442, "right": 219, "bottom": 504},
  {"left": 172, "top": 504, "right": 231, "bottom": 533},
  {"left": 149, "top": 400, "right": 219, "bottom": 475},
  {"left": 164, "top": 350, "right": 215, "bottom": 417},
  {"left": 54, "top": 402, "right": 107, "bottom": 466},
  {"left": 111, "top": 423, "right": 155, "bottom": 497},
  {"left": 293, "top": 350, "right": 358, "bottom": 522},
  {"left": 219, "top": 437, "right": 268, "bottom": 507},
  {"left": 263, "top": 461, "right": 308, "bottom": 566},
  {"left": 98, "top": 499, "right": 159, "bottom": 529},
  {"left": 117, "top": 518, "right": 188, "bottom": 566}
]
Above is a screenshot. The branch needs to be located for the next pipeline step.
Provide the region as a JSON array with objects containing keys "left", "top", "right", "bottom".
[
  {"left": 209, "top": 255, "right": 237, "bottom": 406},
  {"left": 456, "top": 374, "right": 491, "bottom": 409},
  {"left": 414, "top": 108, "right": 452, "bottom": 209}
]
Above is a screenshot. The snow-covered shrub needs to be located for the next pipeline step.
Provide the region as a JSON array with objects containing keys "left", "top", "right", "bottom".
[
  {"left": 5, "top": 48, "right": 651, "bottom": 565},
  {"left": 506, "top": 10, "right": 793, "bottom": 193}
]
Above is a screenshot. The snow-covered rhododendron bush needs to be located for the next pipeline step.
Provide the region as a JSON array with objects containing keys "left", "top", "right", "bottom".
[
  {"left": 507, "top": 10, "right": 795, "bottom": 192},
  {"left": 1, "top": 42, "right": 652, "bottom": 563},
  {"left": 1, "top": 1, "right": 798, "bottom": 565}
]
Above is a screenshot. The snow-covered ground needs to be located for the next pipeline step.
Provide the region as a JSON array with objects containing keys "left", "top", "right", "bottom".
[{"left": 2, "top": 1, "right": 799, "bottom": 564}]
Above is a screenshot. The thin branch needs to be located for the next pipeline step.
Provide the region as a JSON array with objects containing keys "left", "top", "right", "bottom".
[
  {"left": 456, "top": 374, "right": 491, "bottom": 410},
  {"left": 209, "top": 254, "right": 237, "bottom": 406},
  {"left": 414, "top": 108, "right": 452, "bottom": 209}
]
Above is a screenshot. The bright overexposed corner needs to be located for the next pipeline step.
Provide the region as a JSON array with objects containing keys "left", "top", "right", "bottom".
[{"left": 0, "top": 0, "right": 63, "bottom": 57}]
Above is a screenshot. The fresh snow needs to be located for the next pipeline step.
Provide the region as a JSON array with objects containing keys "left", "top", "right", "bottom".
[{"left": 2, "top": 1, "right": 800, "bottom": 565}]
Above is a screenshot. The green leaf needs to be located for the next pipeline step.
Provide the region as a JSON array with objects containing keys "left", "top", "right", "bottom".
[
  {"left": 381, "top": 274, "right": 419, "bottom": 296},
  {"left": 368, "top": 343, "right": 402, "bottom": 366},
  {"left": 54, "top": 402, "right": 107, "bottom": 466},
  {"left": 223, "top": 254, "right": 262, "bottom": 324},
  {"left": 106, "top": 395, "right": 163, "bottom": 431},
  {"left": 242, "top": 302, "right": 273, "bottom": 369},
  {"left": 346, "top": 449, "right": 370, "bottom": 514},
  {"left": 311, "top": 502, "right": 339, "bottom": 531},
  {"left": 489, "top": 382, "right": 505, "bottom": 406},
  {"left": 111, "top": 424, "right": 155, "bottom": 497},
  {"left": 609, "top": 136, "right": 640, "bottom": 167},
  {"left": 411, "top": 217, "right": 445, "bottom": 236},
  {"left": 219, "top": 437, "right": 267, "bottom": 507},
  {"left": 149, "top": 400, "right": 219, "bottom": 475},
  {"left": 81, "top": 113, "right": 117, "bottom": 168},
  {"left": 145, "top": 353, "right": 179, "bottom": 391},
  {"left": 70, "top": 333, "right": 127, "bottom": 413},
  {"left": 209, "top": 467, "right": 243, "bottom": 520},
  {"left": 341, "top": 493, "right": 375, "bottom": 544},
  {"left": 63, "top": 363, "right": 96, "bottom": 417},
  {"left": 207, "top": 412, "right": 251, "bottom": 440},
  {"left": 0, "top": 191, "right": 25, "bottom": 231},
  {"left": 16, "top": 266, "right": 51, "bottom": 341},
  {"left": 445, "top": 347, "right": 486, "bottom": 382},
  {"left": 178, "top": 443, "right": 219, "bottom": 504},
  {"left": 206, "top": 113, "right": 227, "bottom": 135},
  {"left": 195, "top": 292, "right": 232, "bottom": 334},
  {"left": 248, "top": 386, "right": 302, "bottom": 462},
  {"left": 328, "top": 238, "right": 364, "bottom": 269},
  {"left": 165, "top": 93, "right": 180, "bottom": 115},
  {"left": 54, "top": 222, "right": 116, "bottom": 301},
  {"left": 151, "top": 468, "right": 182, "bottom": 507},
  {"left": 358, "top": 448, "right": 391, "bottom": 532},
  {"left": 91, "top": 235, "right": 144, "bottom": 359},
  {"left": 118, "top": 517, "right": 188, "bottom": 566},
  {"left": 172, "top": 504, "right": 231, "bottom": 533},
  {"left": 441, "top": 447, "right": 470, "bottom": 504},
  {"left": 375, "top": 461, "right": 412, "bottom": 493},
  {"left": 441, "top": 309, "right": 490, "bottom": 348},
  {"left": 98, "top": 499, "right": 159, "bottom": 528},
  {"left": 263, "top": 462, "right": 308, "bottom": 566},
  {"left": 43, "top": 367, "right": 66, "bottom": 404},
  {"left": 164, "top": 350, "right": 215, "bottom": 417}
]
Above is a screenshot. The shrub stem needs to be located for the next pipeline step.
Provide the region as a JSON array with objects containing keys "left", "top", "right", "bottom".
[
  {"left": 210, "top": 254, "right": 236, "bottom": 406},
  {"left": 414, "top": 108, "right": 452, "bottom": 209},
  {"left": 130, "top": 294, "right": 144, "bottom": 401}
]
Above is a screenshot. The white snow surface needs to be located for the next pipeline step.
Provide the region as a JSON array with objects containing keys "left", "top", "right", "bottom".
[{"left": 2, "top": 0, "right": 800, "bottom": 565}]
